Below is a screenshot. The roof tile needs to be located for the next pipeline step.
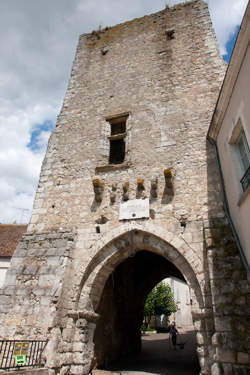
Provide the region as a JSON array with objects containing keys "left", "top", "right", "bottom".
[{"left": 0, "top": 224, "right": 27, "bottom": 257}]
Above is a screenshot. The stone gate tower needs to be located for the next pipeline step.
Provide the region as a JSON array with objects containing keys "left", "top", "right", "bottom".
[{"left": 1, "top": 1, "right": 249, "bottom": 375}]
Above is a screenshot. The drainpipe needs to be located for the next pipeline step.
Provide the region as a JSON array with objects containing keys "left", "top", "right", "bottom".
[{"left": 207, "top": 135, "right": 250, "bottom": 277}]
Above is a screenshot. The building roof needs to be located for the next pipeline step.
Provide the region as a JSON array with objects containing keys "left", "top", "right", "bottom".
[
  {"left": 0, "top": 224, "right": 27, "bottom": 257},
  {"left": 208, "top": 1, "right": 250, "bottom": 139}
]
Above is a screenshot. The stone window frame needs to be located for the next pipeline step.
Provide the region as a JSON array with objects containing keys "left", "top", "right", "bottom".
[
  {"left": 235, "top": 129, "right": 250, "bottom": 185},
  {"left": 107, "top": 115, "right": 128, "bottom": 164},
  {"left": 96, "top": 112, "right": 131, "bottom": 172}
]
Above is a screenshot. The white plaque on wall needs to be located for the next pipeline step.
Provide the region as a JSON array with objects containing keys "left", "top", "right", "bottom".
[{"left": 119, "top": 199, "right": 149, "bottom": 220}]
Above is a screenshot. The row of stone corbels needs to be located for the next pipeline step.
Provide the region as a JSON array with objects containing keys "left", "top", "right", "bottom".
[{"left": 92, "top": 168, "right": 174, "bottom": 203}]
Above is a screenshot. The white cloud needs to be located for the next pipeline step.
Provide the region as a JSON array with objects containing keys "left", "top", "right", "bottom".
[
  {"left": 33, "top": 130, "right": 52, "bottom": 153},
  {"left": 207, "top": 0, "right": 248, "bottom": 55},
  {"left": 0, "top": 0, "right": 247, "bottom": 223}
]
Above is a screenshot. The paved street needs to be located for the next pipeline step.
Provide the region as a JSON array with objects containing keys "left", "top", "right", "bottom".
[{"left": 106, "top": 328, "right": 200, "bottom": 375}]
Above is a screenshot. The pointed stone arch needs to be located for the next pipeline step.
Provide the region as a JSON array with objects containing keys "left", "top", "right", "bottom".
[
  {"left": 68, "top": 222, "right": 210, "bottom": 372},
  {"left": 76, "top": 221, "right": 205, "bottom": 318}
]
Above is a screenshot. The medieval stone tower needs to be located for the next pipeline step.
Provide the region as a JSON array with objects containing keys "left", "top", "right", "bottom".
[{"left": 1, "top": 1, "right": 249, "bottom": 375}]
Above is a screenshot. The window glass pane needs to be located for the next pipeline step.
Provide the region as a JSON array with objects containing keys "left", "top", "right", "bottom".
[{"left": 237, "top": 130, "right": 250, "bottom": 173}]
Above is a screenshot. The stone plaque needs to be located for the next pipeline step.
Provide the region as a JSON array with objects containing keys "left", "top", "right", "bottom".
[{"left": 119, "top": 199, "right": 149, "bottom": 220}]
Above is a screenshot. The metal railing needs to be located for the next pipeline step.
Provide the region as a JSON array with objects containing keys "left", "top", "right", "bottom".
[
  {"left": 240, "top": 165, "right": 250, "bottom": 192},
  {"left": 0, "top": 340, "right": 47, "bottom": 370}
]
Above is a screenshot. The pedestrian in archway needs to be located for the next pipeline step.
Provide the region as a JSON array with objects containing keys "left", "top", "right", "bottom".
[{"left": 169, "top": 321, "right": 178, "bottom": 350}]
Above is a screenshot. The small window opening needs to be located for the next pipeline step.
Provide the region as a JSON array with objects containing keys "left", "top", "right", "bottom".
[
  {"left": 109, "top": 138, "right": 125, "bottom": 164},
  {"left": 106, "top": 113, "right": 128, "bottom": 165},
  {"left": 111, "top": 121, "right": 126, "bottom": 135}
]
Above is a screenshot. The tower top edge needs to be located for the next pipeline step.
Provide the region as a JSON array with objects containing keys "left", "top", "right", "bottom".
[{"left": 79, "top": 0, "right": 208, "bottom": 39}]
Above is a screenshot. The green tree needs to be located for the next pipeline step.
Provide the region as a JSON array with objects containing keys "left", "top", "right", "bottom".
[{"left": 143, "top": 281, "right": 177, "bottom": 327}]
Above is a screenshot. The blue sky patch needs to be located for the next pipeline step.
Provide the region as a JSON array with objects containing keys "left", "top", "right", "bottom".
[
  {"left": 223, "top": 25, "right": 240, "bottom": 64},
  {"left": 27, "top": 120, "right": 55, "bottom": 152}
]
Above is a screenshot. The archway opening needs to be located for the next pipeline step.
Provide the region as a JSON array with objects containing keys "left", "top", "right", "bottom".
[{"left": 93, "top": 250, "right": 199, "bottom": 373}]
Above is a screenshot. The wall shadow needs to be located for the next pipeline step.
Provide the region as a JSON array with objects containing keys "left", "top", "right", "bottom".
[{"left": 205, "top": 139, "right": 250, "bottom": 373}]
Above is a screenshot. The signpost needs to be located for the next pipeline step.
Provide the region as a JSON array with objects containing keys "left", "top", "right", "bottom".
[{"left": 14, "top": 342, "right": 29, "bottom": 366}]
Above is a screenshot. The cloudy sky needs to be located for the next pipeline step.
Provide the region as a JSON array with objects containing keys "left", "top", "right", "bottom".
[{"left": 0, "top": 0, "right": 248, "bottom": 224}]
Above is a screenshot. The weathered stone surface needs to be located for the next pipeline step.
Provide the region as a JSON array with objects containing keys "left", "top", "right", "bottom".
[
  {"left": 59, "top": 366, "right": 70, "bottom": 375},
  {"left": 196, "top": 332, "right": 204, "bottom": 345},
  {"left": 237, "top": 352, "right": 249, "bottom": 364},
  {"left": 0, "top": 2, "right": 249, "bottom": 375},
  {"left": 222, "top": 363, "right": 233, "bottom": 375},
  {"left": 211, "top": 363, "right": 222, "bottom": 375},
  {"left": 0, "top": 231, "right": 75, "bottom": 339},
  {"left": 70, "top": 365, "right": 89, "bottom": 375},
  {"left": 92, "top": 371, "right": 120, "bottom": 375},
  {"left": 0, "top": 370, "right": 49, "bottom": 375}
]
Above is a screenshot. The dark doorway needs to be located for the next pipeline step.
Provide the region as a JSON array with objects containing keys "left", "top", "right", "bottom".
[{"left": 93, "top": 250, "right": 199, "bottom": 374}]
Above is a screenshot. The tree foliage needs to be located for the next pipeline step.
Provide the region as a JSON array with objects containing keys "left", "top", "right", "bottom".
[{"left": 143, "top": 281, "right": 177, "bottom": 325}]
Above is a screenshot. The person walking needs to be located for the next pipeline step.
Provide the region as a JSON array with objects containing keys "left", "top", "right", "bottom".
[{"left": 169, "top": 321, "right": 178, "bottom": 350}]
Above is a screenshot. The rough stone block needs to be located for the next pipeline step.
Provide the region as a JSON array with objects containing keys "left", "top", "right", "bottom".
[
  {"left": 197, "top": 332, "right": 204, "bottom": 345},
  {"left": 211, "top": 363, "right": 222, "bottom": 375},
  {"left": 59, "top": 366, "right": 70, "bottom": 375},
  {"left": 70, "top": 365, "right": 89, "bottom": 375},
  {"left": 222, "top": 363, "right": 233, "bottom": 375},
  {"left": 214, "top": 317, "right": 232, "bottom": 332},
  {"left": 237, "top": 352, "right": 249, "bottom": 364},
  {"left": 212, "top": 333, "right": 221, "bottom": 347},
  {"left": 238, "top": 280, "right": 250, "bottom": 294},
  {"left": 215, "top": 347, "right": 235, "bottom": 362},
  {"left": 62, "top": 328, "right": 75, "bottom": 343}
]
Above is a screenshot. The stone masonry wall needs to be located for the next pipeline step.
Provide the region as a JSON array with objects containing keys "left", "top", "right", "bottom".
[
  {"left": 204, "top": 220, "right": 250, "bottom": 375},
  {"left": 1, "top": 2, "right": 248, "bottom": 375},
  {"left": 0, "top": 231, "right": 75, "bottom": 339},
  {"left": 28, "top": 0, "right": 225, "bottom": 234}
]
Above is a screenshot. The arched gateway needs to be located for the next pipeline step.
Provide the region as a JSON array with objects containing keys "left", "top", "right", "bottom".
[
  {"left": 77, "top": 224, "right": 203, "bottom": 311},
  {"left": 0, "top": 2, "right": 249, "bottom": 375},
  {"left": 75, "top": 226, "right": 205, "bottom": 369}
]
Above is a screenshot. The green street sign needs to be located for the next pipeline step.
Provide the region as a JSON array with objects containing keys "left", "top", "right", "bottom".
[{"left": 15, "top": 355, "right": 26, "bottom": 365}]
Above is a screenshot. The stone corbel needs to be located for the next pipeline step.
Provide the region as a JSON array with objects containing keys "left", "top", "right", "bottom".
[
  {"left": 163, "top": 168, "right": 174, "bottom": 199},
  {"left": 150, "top": 176, "right": 158, "bottom": 198},
  {"left": 68, "top": 309, "right": 100, "bottom": 324},
  {"left": 164, "top": 168, "right": 173, "bottom": 187},
  {"left": 92, "top": 178, "right": 104, "bottom": 203},
  {"left": 137, "top": 178, "right": 145, "bottom": 191},
  {"left": 110, "top": 183, "right": 117, "bottom": 204},
  {"left": 122, "top": 181, "right": 129, "bottom": 201},
  {"left": 136, "top": 178, "right": 145, "bottom": 198}
]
